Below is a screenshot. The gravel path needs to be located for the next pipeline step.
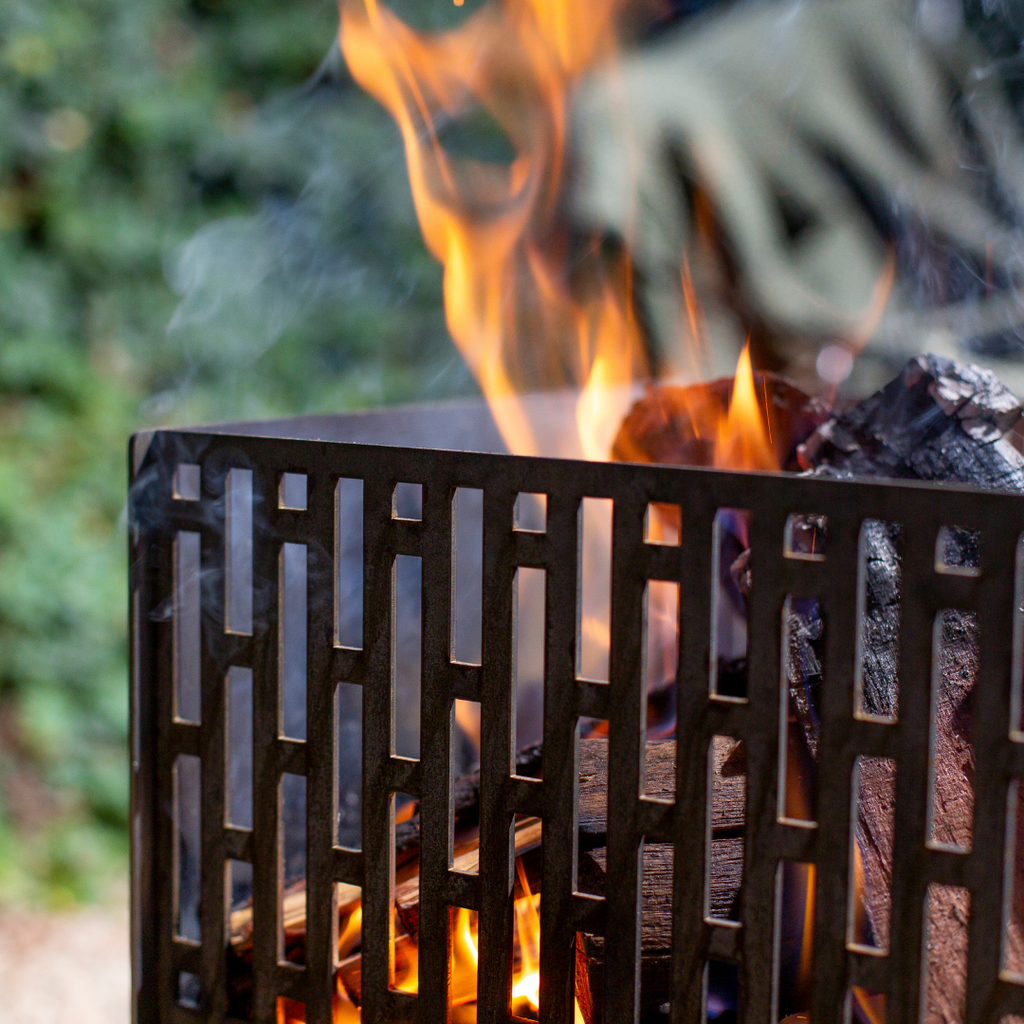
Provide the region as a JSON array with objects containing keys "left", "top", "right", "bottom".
[{"left": 0, "top": 896, "right": 129, "bottom": 1023}]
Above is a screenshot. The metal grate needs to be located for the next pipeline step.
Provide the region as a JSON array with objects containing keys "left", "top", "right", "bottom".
[{"left": 130, "top": 418, "right": 1024, "bottom": 1024}]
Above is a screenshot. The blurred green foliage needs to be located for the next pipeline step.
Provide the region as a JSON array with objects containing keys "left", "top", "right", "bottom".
[{"left": 0, "top": 0, "right": 469, "bottom": 904}]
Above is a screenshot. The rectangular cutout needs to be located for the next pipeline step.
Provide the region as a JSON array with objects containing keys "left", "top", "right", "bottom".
[
  {"left": 513, "top": 566, "right": 546, "bottom": 773},
  {"left": 577, "top": 497, "right": 613, "bottom": 683},
  {"left": 711, "top": 509, "right": 751, "bottom": 701},
  {"left": 392, "top": 482, "right": 423, "bottom": 521},
  {"left": 576, "top": 719, "right": 608, "bottom": 897},
  {"left": 850, "top": 988, "right": 885, "bottom": 1024},
  {"left": 173, "top": 531, "right": 202, "bottom": 724},
  {"left": 336, "top": 681, "right": 363, "bottom": 851},
  {"left": 177, "top": 970, "right": 201, "bottom": 1010},
  {"left": 226, "top": 666, "right": 253, "bottom": 830},
  {"left": 644, "top": 580, "right": 680, "bottom": 768},
  {"left": 1013, "top": 533, "right": 1024, "bottom": 739},
  {"left": 227, "top": 858, "right": 254, "bottom": 947},
  {"left": 849, "top": 756, "right": 895, "bottom": 953},
  {"left": 1004, "top": 780, "right": 1024, "bottom": 978},
  {"left": 337, "top": 881, "right": 363, "bottom": 966},
  {"left": 173, "top": 464, "right": 201, "bottom": 502},
  {"left": 174, "top": 753, "right": 201, "bottom": 944},
  {"left": 335, "top": 883, "right": 364, "bottom": 1014},
  {"left": 279, "top": 472, "right": 307, "bottom": 511},
  {"left": 277, "top": 998, "right": 306, "bottom": 1024},
  {"left": 451, "top": 907, "right": 479, "bottom": 1013},
  {"left": 705, "top": 960, "right": 739, "bottom": 1021},
  {"left": 280, "top": 542, "right": 308, "bottom": 741},
  {"left": 922, "top": 883, "right": 970, "bottom": 1024},
  {"left": 335, "top": 478, "right": 364, "bottom": 650},
  {"left": 514, "top": 492, "right": 547, "bottom": 533},
  {"left": 392, "top": 791, "right": 419, "bottom": 995},
  {"left": 855, "top": 520, "right": 902, "bottom": 723},
  {"left": 393, "top": 555, "right": 422, "bottom": 761},
  {"left": 229, "top": 858, "right": 253, "bottom": 914},
  {"left": 777, "top": 860, "right": 815, "bottom": 1018},
  {"left": 454, "top": 698, "right": 481, "bottom": 781},
  {"left": 639, "top": 843, "right": 673, "bottom": 1021},
  {"left": 576, "top": 834, "right": 672, "bottom": 1022},
  {"left": 281, "top": 773, "right": 307, "bottom": 965},
  {"left": 784, "top": 514, "right": 828, "bottom": 561},
  {"left": 225, "top": 468, "right": 253, "bottom": 636},
  {"left": 779, "top": 597, "right": 821, "bottom": 826},
  {"left": 928, "top": 611, "right": 976, "bottom": 852},
  {"left": 936, "top": 525, "right": 981, "bottom": 576},
  {"left": 512, "top": 814, "right": 542, "bottom": 1021},
  {"left": 707, "top": 736, "right": 745, "bottom": 924},
  {"left": 452, "top": 488, "right": 483, "bottom": 666},
  {"left": 645, "top": 502, "right": 681, "bottom": 547}
]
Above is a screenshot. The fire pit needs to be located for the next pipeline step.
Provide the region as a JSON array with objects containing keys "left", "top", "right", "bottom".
[{"left": 129, "top": 371, "right": 1024, "bottom": 1024}]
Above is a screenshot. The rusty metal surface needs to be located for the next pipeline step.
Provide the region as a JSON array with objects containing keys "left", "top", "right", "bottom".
[{"left": 130, "top": 425, "right": 1024, "bottom": 1024}]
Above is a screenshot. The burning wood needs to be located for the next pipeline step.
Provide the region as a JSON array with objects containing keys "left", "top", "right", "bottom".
[
  {"left": 227, "top": 740, "right": 742, "bottom": 1022},
  {"left": 616, "top": 353, "right": 1024, "bottom": 1022},
  {"left": 612, "top": 364, "right": 829, "bottom": 471},
  {"left": 218, "top": 354, "right": 1024, "bottom": 1024}
]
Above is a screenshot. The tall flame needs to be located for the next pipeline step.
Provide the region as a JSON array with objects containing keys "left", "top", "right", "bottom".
[
  {"left": 340, "top": 0, "right": 648, "bottom": 459},
  {"left": 713, "top": 343, "right": 777, "bottom": 471}
]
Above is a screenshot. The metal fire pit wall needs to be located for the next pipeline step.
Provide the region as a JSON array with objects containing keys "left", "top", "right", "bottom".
[{"left": 129, "top": 403, "right": 1024, "bottom": 1024}]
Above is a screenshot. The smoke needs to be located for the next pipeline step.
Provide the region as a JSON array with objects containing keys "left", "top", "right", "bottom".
[
  {"left": 159, "top": 52, "right": 472, "bottom": 417},
  {"left": 166, "top": 203, "right": 366, "bottom": 370}
]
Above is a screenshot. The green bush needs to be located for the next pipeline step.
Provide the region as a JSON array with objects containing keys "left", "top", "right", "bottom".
[{"left": 0, "top": 0, "right": 463, "bottom": 904}]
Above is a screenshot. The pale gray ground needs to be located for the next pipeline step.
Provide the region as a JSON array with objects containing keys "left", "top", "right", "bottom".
[{"left": 0, "top": 892, "right": 129, "bottom": 1024}]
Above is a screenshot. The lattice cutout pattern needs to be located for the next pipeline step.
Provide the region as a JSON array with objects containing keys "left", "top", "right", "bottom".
[{"left": 130, "top": 430, "right": 1024, "bottom": 1024}]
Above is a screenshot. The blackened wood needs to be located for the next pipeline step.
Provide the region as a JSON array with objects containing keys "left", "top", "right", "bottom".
[
  {"left": 804, "top": 355, "right": 1024, "bottom": 1023},
  {"left": 224, "top": 739, "right": 743, "bottom": 955},
  {"left": 800, "top": 354, "right": 1024, "bottom": 489}
]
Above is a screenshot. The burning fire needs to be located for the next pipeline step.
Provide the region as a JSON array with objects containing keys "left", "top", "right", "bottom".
[
  {"left": 309, "top": 855, "right": 579, "bottom": 1024},
  {"left": 338, "top": 0, "right": 793, "bottom": 467},
  {"left": 327, "top": 2, "right": 866, "bottom": 1020},
  {"left": 339, "top": 0, "right": 649, "bottom": 460},
  {"left": 713, "top": 344, "right": 776, "bottom": 472}
]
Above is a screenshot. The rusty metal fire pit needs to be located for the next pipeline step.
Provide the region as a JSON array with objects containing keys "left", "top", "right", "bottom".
[{"left": 129, "top": 396, "right": 1024, "bottom": 1024}]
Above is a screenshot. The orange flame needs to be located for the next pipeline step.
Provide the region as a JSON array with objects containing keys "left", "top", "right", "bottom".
[
  {"left": 714, "top": 343, "right": 778, "bottom": 472},
  {"left": 340, "top": 0, "right": 648, "bottom": 459},
  {"left": 322, "top": 857, "right": 585, "bottom": 1023}
]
